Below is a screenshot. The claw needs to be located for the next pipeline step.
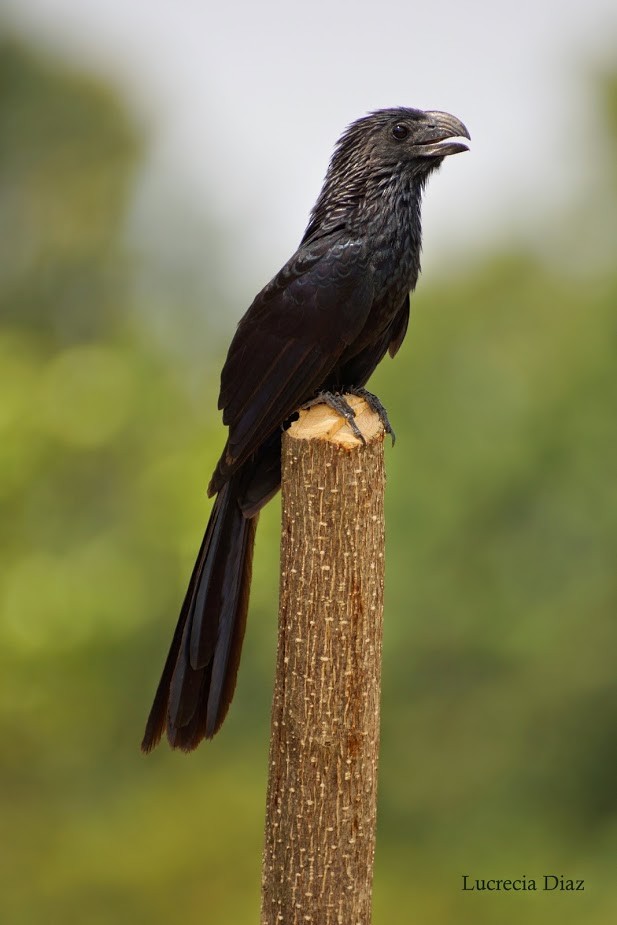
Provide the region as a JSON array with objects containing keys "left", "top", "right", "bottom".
[
  {"left": 301, "top": 391, "right": 366, "bottom": 443},
  {"left": 346, "top": 388, "right": 395, "bottom": 444}
]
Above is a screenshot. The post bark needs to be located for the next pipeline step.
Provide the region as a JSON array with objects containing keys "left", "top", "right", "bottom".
[{"left": 261, "top": 396, "right": 386, "bottom": 925}]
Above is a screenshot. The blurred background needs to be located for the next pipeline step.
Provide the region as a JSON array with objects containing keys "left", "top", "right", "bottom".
[{"left": 1, "top": 1, "right": 616, "bottom": 923}]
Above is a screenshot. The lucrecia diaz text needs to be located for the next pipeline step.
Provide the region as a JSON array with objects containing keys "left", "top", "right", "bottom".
[{"left": 462, "top": 875, "right": 584, "bottom": 892}]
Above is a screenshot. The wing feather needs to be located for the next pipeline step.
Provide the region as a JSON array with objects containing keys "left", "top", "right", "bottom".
[{"left": 217, "top": 236, "right": 374, "bottom": 473}]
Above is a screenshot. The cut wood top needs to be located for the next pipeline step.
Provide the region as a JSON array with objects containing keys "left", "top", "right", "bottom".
[{"left": 287, "top": 396, "right": 384, "bottom": 447}]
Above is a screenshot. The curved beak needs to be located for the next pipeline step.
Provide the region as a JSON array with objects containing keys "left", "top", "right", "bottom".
[{"left": 415, "top": 110, "right": 470, "bottom": 157}]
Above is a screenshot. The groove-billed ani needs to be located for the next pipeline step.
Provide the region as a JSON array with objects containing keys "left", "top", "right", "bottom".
[{"left": 142, "top": 107, "right": 470, "bottom": 752}]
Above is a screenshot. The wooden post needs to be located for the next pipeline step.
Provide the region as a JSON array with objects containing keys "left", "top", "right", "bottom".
[{"left": 261, "top": 396, "right": 386, "bottom": 925}]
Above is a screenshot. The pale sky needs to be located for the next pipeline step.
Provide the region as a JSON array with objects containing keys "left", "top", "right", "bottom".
[{"left": 3, "top": 0, "right": 617, "bottom": 293}]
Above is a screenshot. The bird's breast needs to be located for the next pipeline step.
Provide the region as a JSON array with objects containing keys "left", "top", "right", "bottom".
[{"left": 366, "top": 217, "right": 420, "bottom": 324}]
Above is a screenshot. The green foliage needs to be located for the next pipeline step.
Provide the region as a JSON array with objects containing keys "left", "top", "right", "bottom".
[{"left": 1, "top": 35, "right": 616, "bottom": 924}]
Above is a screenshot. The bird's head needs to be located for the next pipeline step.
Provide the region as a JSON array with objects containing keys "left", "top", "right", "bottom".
[
  {"left": 304, "top": 107, "right": 470, "bottom": 241},
  {"left": 332, "top": 107, "right": 470, "bottom": 184}
]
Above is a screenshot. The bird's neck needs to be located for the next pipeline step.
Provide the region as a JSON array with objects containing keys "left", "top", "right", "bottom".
[{"left": 302, "top": 167, "right": 427, "bottom": 262}]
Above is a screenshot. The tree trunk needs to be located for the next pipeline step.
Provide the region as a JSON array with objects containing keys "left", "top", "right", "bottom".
[{"left": 261, "top": 396, "right": 386, "bottom": 925}]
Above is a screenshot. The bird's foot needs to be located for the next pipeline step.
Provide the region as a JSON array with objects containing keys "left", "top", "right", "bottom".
[
  {"left": 346, "top": 388, "right": 396, "bottom": 445},
  {"left": 301, "top": 391, "right": 366, "bottom": 444}
]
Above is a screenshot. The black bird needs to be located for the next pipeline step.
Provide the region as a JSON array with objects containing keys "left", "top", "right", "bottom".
[{"left": 142, "top": 107, "right": 470, "bottom": 752}]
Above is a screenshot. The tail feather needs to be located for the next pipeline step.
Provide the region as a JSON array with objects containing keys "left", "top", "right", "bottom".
[
  {"left": 206, "top": 514, "right": 257, "bottom": 736},
  {"left": 141, "top": 477, "right": 258, "bottom": 753}
]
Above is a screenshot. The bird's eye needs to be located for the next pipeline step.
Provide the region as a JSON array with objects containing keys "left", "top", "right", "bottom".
[{"left": 391, "top": 123, "right": 409, "bottom": 140}]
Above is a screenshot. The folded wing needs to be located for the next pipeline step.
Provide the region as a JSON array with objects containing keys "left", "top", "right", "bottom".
[{"left": 211, "top": 236, "right": 375, "bottom": 492}]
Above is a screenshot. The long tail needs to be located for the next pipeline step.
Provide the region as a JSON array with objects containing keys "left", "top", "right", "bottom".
[{"left": 141, "top": 475, "right": 258, "bottom": 752}]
